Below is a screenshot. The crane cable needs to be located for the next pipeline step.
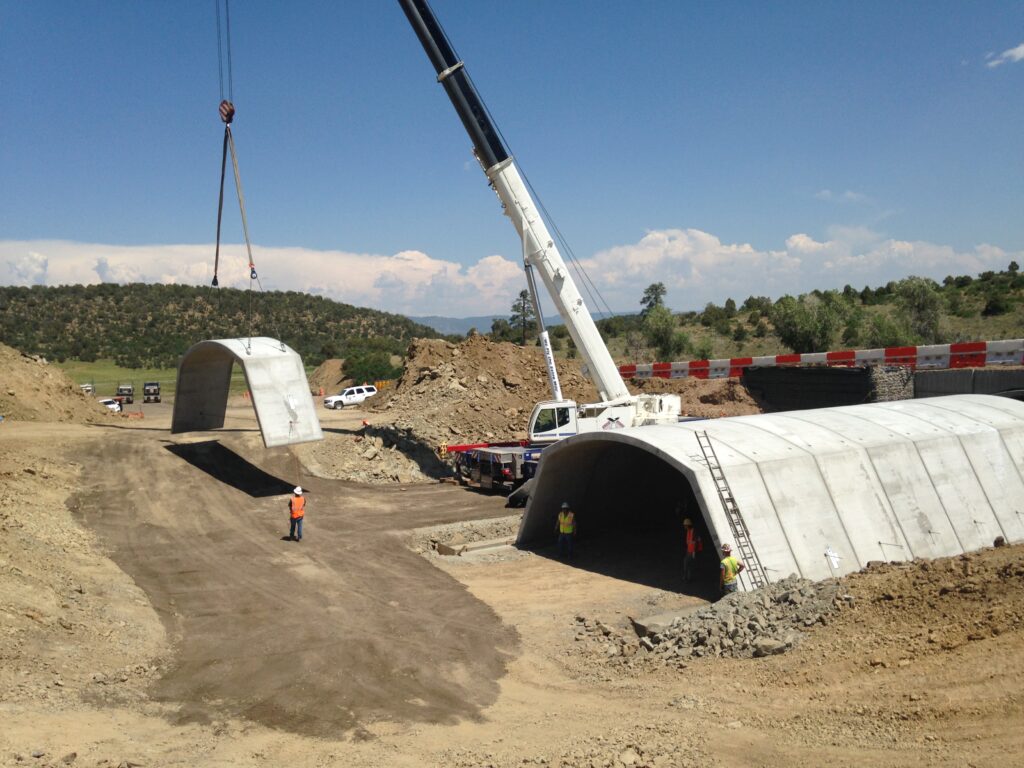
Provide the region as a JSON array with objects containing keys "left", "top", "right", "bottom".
[{"left": 210, "top": 0, "right": 283, "bottom": 350}]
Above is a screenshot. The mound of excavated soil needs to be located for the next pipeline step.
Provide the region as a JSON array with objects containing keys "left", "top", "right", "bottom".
[
  {"left": 372, "top": 336, "right": 763, "bottom": 447},
  {"left": 629, "top": 375, "right": 763, "bottom": 417},
  {"left": 373, "top": 335, "right": 599, "bottom": 447},
  {"left": 0, "top": 342, "right": 109, "bottom": 423},
  {"left": 307, "top": 358, "right": 346, "bottom": 394},
  {"left": 296, "top": 426, "right": 445, "bottom": 485},
  {"left": 574, "top": 542, "right": 1024, "bottom": 677}
]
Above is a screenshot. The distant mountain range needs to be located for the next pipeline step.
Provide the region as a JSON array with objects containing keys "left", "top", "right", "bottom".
[
  {"left": 410, "top": 311, "right": 634, "bottom": 336},
  {"left": 408, "top": 315, "right": 501, "bottom": 335}
]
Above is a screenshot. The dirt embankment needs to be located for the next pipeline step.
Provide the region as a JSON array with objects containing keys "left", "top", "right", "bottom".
[
  {"left": 307, "top": 358, "right": 346, "bottom": 394},
  {"left": 374, "top": 335, "right": 599, "bottom": 447},
  {"left": 373, "top": 335, "right": 763, "bottom": 449},
  {"left": 629, "top": 375, "right": 763, "bottom": 417},
  {"left": 0, "top": 342, "right": 109, "bottom": 423},
  {"left": 0, "top": 425, "right": 167, "bottom": 730}
]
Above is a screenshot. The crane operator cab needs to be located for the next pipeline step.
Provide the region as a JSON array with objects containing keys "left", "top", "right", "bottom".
[
  {"left": 528, "top": 401, "right": 578, "bottom": 444},
  {"left": 529, "top": 396, "right": 682, "bottom": 444}
]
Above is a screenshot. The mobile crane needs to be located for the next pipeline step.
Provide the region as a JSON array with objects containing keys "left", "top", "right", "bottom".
[{"left": 399, "top": 0, "right": 682, "bottom": 445}]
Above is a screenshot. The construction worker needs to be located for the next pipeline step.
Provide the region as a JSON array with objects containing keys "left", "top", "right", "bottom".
[
  {"left": 719, "top": 543, "right": 745, "bottom": 594},
  {"left": 683, "top": 517, "right": 703, "bottom": 583},
  {"left": 288, "top": 486, "right": 306, "bottom": 542},
  {"left": 555, "top": 501, "right": 575, "bottom": 559}
]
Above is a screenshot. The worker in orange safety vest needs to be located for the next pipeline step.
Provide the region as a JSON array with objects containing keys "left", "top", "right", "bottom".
[
  {"left": 555, "top": 501, "right": 576, "bottom": 559},
  {"left": 683, "top": 517, "right": 703, "bottom": 583},
  {"left": 288, "top": 486, "right": 306, "bottom": 542}
]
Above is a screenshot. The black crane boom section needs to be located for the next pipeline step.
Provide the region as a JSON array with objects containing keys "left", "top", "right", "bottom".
[{"left": 398, "top": 0, "right": 509, "bottom": 170}]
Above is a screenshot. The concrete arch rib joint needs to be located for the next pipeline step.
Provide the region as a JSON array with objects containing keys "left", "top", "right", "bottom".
[
  {"left": 520, "top": 394, "right": 1024, "bottom": 591},
  {"left": 171, "top": 337, "right": 323, "bottom": 448}
]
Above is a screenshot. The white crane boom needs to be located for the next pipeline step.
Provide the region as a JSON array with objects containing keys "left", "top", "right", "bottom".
[
  {"left": 399, "top": 0, "right": 681, "bottom": 442},
  {"left": 398, "top": 0, "right": 629, "bottom": 404}
]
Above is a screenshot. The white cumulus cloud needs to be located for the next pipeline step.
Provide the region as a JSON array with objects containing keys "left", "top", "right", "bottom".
[
  {"left": 571, "top": 227, "right": 1019, "bottom": 310},
  {"left": 814, "top": 189, "right": 869, "bottom": 203},
  {"left": 987, "top": 41, "right": 1024, "bottom": 68},
  {"left": 6, "top": 250, "right": 49, "bottom": 284},
  {"left": 1, "top": 230, "right": 1020, "bottom": 316},
  {"left": 0, "top": 240, "right": 523, "bottom": 316}
]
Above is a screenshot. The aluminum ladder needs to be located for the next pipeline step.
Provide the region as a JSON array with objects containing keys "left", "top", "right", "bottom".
[{"left": 696, "top": 430, "right": 768, "bottom": 590}]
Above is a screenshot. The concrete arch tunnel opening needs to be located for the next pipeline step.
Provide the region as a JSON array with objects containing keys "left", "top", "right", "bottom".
[
  {"left": 171, "top": 337, "right": 323, "bottom": 449},
  {"left": 520, "top": 396, "right": 1024, "bottom": 594},
  {"left": 518, "top": 439, "right": 720, "bottom": 596}
]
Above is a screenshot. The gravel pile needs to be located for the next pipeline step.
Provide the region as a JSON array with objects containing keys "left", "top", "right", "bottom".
[
  {"left": 648, "top": 576, "right": 851, "bottom": 659},
  {"left": 295, "top": 424, "right": 449, "bottom": 484},
  {"left": 575, "top": 576, "right": 854, "bottom": 668}
]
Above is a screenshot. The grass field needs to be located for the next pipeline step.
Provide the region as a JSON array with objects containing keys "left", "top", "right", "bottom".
[{"left": 54, "top": 359, "right": 313, "bottom": 399}]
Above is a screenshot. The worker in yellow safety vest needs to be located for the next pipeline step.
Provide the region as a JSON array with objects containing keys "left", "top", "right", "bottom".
[
  {"left": 288, "top": 486, "right": 306, "bottom": 543},
  {"left": 719, "top": 542, "right": 745, "bottom": 594},
  {"left": 555, "top": 501, "right": 576, "bottom": 559}
]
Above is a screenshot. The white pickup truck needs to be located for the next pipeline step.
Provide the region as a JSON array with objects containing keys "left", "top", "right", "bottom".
[{"left": 323, "top": 385, "right": 378, "bottom": 410}]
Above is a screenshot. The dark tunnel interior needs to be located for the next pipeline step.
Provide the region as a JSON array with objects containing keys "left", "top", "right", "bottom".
[{"left": 531, "top": 442, "right": 721, "bottom": 597}]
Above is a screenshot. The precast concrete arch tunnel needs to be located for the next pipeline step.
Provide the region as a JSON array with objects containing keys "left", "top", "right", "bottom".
[
  {"left": 171, "top": 337, "right": 323, "bottom": 449},
  {"left": 520, "top": 394, "right": 1024, "bottom": 591}
]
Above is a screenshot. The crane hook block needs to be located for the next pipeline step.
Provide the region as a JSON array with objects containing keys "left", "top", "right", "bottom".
[
  {"left": 219, "top": 99, "right": 235, "bottom": 125},
  {"left": 211, "top": 275, "right": 219, "bottom": 287}
]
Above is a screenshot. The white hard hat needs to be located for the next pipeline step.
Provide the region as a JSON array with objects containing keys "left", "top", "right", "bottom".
[
  {"left": 561, "top": 501, "right": 570, "bottom": 509},
  {"left": 721, "top": 542, "right": 732, "bottom": 552},
  {"left": 294, "top": 486, "right": 303, "bottom": 495}
]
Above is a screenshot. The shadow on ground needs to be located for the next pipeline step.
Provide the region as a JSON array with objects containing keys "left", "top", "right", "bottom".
[
  {"left": 165, "top": 440, "right": 294, "bottom": 497},
  {"left": 528, "top": 528, "right": 722, "bottom": 602}
]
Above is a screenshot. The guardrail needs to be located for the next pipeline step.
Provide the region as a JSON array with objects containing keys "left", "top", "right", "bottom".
[{"left": 619, "top": 339, "right": 1024, "bottom": 380}]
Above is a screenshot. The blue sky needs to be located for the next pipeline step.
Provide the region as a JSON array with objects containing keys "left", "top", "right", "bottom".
[{"left": 2, "top": 1, "right": 1022, "bottom": 316}]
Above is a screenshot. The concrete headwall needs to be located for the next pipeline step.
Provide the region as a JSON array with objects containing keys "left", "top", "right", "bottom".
[
  {"left": 741, "top": 365, "right": 915, "bottom": 410},
  {"left": 915, "top": 368, "right": 1024, "bottom": 399},
  {"left": 741, "top": 366, "right": 872, "bottom": 410}
]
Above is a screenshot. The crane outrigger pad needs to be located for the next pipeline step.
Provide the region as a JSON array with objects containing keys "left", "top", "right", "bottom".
[{"left": 171, "top": 337, "right": 323, "bottom": 448}]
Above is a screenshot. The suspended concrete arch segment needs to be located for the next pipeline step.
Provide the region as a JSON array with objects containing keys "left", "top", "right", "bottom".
[
  {"left": 521, "top": 394, "right": 1024, "bottom": 590},
  {"left": 172, "top": 337, "right": 323, "bottom": 448}
]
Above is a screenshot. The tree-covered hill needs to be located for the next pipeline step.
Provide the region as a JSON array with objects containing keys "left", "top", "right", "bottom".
[
  {"left": 0, "top": 283, "right": 444, "bottom": 374},
  {"left": 492, "top": 262, "right": 1024, "bottom": 363}
]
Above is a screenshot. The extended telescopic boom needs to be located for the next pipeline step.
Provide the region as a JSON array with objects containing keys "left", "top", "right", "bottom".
[{"left": 398, "top": 0, "right": 631, "bottom": 404}]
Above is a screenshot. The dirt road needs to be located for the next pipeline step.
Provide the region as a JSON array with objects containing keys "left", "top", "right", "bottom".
[
  {"left": 73, "top": 417, "right": 515, "bottom": 737},
  {"left": 1, "top": 400, "right": 1022, "bottom": 767}
]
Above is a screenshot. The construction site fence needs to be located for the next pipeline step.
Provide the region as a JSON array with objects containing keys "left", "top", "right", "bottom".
[{"left": 619, "top": 339, "right": 1024, "bottom": 381}]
